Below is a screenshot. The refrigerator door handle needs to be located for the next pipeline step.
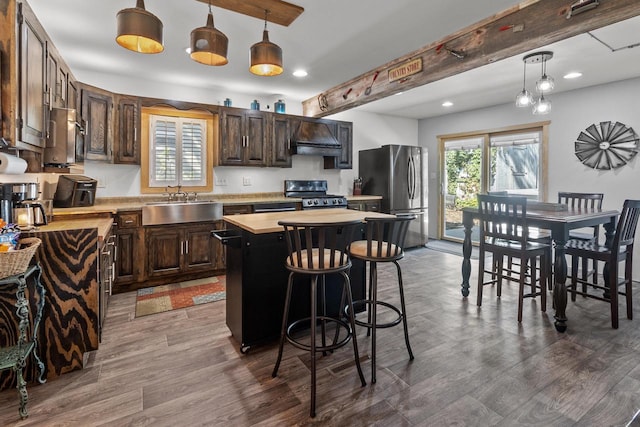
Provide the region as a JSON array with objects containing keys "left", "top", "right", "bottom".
[{"left": 408, "top": 155, "right": 416, "bottom": 200}]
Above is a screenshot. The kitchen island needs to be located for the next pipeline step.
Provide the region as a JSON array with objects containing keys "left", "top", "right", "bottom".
[{"left": 219, "top": 209, "right": 392, "bottom": 353}]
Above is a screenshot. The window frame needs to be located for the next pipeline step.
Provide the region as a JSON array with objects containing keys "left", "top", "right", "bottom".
[{"left": 140, "top": 106, "right": 216, "bottom": 194}]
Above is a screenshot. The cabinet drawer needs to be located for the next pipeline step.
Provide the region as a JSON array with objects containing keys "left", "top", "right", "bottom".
[
  {"left": 223, "top": 204, "right": 253, "bottom": 215},
  {"left": 116, "top": 212, "right": 141, "bottom": 228}
]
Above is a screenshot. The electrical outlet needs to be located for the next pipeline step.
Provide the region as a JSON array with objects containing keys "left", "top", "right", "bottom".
[
  {"left": 215, "top": 177, "right": 227, "bottom": 186},
  {"left": 243, "top": 176, "right": 252, "bottom": 186},
  {"left": 96, "top": 175, "right": 107, "bottom": 188}
]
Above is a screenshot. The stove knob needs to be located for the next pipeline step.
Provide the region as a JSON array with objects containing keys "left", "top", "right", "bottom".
[
  {"left": 314, "top": 200, "right": 319, "bottom": 205},
  {"left": 323, "top": 199, "right": 329, "bottom": 204},
  {"left": 332, "top": 199, "right": 338, "bottom": 204}
]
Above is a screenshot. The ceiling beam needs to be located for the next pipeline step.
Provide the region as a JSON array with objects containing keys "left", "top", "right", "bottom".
[
  {"left": 195, "top": 0, "right": 304, "bottom": 27},
  {"left": 303, "top": 0, "right": 640, "bottom": 117}
]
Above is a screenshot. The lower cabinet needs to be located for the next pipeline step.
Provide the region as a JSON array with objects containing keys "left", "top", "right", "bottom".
[
  {"left": 114, "top": 212, "right": 142, "bottom": 289},
  {"left": 347, "top": 199, "right": 381, "bottom": 212},
  {"left": 146, "top": 222, "right": 221, "bottom": 279}
]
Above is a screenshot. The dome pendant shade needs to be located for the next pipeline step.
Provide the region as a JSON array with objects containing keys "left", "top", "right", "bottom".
[
  {"left": 190, "top": 12, "right": 229, "bottom": 66},
  {"left": 250, "top": 30, "right": 283, "bottom": 76},
  {"left": 116, "top": 0, "right": 164, "bottom": 54}
]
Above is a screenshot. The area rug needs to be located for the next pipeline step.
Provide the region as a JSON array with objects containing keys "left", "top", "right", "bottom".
[{"left": 135, "top": 276, "right": 225, "bottom": 318}]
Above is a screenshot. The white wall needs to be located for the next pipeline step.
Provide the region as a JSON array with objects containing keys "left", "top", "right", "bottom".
[{"left": 419, "top": 76, "right": 640, "bottom": 271}]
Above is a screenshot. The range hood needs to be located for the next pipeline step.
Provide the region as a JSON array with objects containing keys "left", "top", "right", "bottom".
[{"left": 290, "top": 121, "right": 341, "bottom": 156}]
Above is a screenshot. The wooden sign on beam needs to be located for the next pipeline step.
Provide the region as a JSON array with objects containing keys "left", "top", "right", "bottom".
[
  {"left": 303, "top": 0, "right": 640, "bottom": 117},
  {"left": 195, "top": 0, "right": 304, "bottom": 27}
]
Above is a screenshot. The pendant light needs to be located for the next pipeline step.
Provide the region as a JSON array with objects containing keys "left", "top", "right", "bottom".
[
  {"left": 190, "top": 2, "right": 228, "bottom": 66},
  {"left": 535, "top": 54, "right": 555, "bottom": 93},
  {"left": 250, "top": 10, "right": 283, "bottom": 76},
  {"left": 516, "top": 51, "right": 554, "bottom": 114},
  {"left": 533, "top": 93, "right": 552, "bottom": 115},
  {"left": 515, "top": 56, "right": 532, "bottom": 107},
  {"left": 116, "top": 0, "right": 164, "bottom": 54}
]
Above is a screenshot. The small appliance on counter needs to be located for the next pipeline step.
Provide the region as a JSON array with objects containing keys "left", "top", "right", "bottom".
[
  {"left": 0, "top": 182, "right": 47, "bottom": 228},
  {"left": 53, "top": 175, "right": 97, "bottom": 208}
]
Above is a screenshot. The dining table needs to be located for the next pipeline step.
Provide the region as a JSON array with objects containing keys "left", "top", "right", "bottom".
[{"left": 460, "top": 202, "right": 619, "bottom": 332}]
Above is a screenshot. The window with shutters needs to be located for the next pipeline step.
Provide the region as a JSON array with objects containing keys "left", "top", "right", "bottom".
[{"left": 140, "top": 107, "right": 216, "bottom": 193}]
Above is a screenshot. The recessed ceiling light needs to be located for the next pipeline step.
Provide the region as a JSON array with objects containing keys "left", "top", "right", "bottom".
[
  {"left": 564, "top": 71, "right": 582, "bottom": 79},
  {"left": 442, "top": 101, "right": 453, "bottom": 107},
  {"left": 185, "top": 47, "right": 192, "bottom": 54},
  {"left": 395, "top": 92, "right": 403, "bottom": 96},
  {"left": 292, "top": 69, "right": 308, "bottom": 77}
]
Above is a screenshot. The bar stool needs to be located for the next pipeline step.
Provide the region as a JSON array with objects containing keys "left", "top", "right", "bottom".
[
  {"left": 346, "top": 214, "right": 415, "bottom": 383},
  {"left": 272, "top": 219, "right": 366, "bottom": 418}
]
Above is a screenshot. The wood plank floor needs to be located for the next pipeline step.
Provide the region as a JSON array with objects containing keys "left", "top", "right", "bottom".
[{"left": 3, "top": 246, "right": 640, "bottom": 426}]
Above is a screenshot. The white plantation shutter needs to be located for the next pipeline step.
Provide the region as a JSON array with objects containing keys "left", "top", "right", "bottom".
[{"left": 149, "top": 115, "right": 207, "bottom": 187}]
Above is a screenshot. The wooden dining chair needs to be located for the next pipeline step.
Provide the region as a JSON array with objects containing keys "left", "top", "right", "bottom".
[
  {"left": 565, "top": 199, "right": 640, "bottom": 329},
  {"left": 476, "top": 195, "right": 550, "bottom": 322},
  {"left": 558, "top": 192, "right": 604, "bottom": 287}
]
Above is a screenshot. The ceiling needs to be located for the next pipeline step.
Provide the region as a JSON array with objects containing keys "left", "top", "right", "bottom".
[{"left": 27, "top": 0, "right": 640, "bottom": 120}]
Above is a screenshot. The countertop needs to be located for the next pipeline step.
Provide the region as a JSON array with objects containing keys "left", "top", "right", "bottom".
[
  {"left": 28, "top": 217, "right": 114, "bottom": 241},
  {"left": 51, "top": 194, "right": 383, "bottom": 218},
  {"left": 222, "top": 208, "right": 393, "bottom": 234}
]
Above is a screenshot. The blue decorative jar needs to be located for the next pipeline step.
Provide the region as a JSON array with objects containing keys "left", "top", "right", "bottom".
[
  {"left": 223, "top": 98, "right": 232, "bottom": 107},
  {"left": 274, "top": 99, "right": 286, "bottom": 114},
  {"left": 250, "top": 100, "right": 260, "bottom": 110}
]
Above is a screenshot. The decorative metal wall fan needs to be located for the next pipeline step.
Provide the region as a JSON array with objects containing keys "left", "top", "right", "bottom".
[{"left": 574, "top": 121, "right": 639, "bottom": 170}]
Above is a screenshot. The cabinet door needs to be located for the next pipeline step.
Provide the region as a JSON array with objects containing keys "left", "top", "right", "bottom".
[
  {"left": 115, "top": 229, "right": 137, "bottom": 285},
  {"left": 115, "top": 96, "right": 140, "bottom": 164},
  {"left": 19, "top": 6, "right": 47, "bottom": 148},
  {"left": 146, "top": 227, "right": 183, "bottom": 278},
  {"left": 270, "top": 114, "right": 292, "bottom": 167},
  {"left": 81, "top": 88, "right": 113, "bottom": 161},
  {"left": 219, "top": 109, "right": 245, "bottom": 165},
  {"left": 324, "top": 121, "right": 353, "bottom": 169},
  {"left": 244, "top": 110, "right": 268, "bottom": 166},
  {"left": 183, "top": 223, "right": 216, "bottom": 272},
  {"left": 67, "top": 79, "right": 78, "bottom": 111}
]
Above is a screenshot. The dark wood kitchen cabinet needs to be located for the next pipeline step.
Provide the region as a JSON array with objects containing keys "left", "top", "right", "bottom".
[
  {"left": 113, "top": 211, "right": 142, "bottom": 288},
  {"left": 270, "top": 114, "right": 292, "bottom": 167},
  {"left": 114, "top": 95, "right": 141, "bottom": 164},
  {"left": 347, "top": 198, "right": 381, "bottom": 212},
  {"left": 324, "top": 121, "right": 353, "bottom": 169},
  {"left": 219, "top": 108, "right": 268, "bottom": 166},
  {"left": 17, "top": 1, "right": 47, "bottom": 148},
  {"left": 146, "top": 222, "right": 219, "bottom": 279},
  {"left": 80, "top": 84, "right": 113, "bottom": 161}
]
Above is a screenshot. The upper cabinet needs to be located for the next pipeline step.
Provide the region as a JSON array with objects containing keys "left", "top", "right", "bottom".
[
  {"left": 17, "top": 2, "right": 47, "bottom": 149},
  {"left": 324, "top": 121, "right": 353, "bottom": 169},
  {"left": 114, "top": 95, "right": 140, "bottom": 164},
  {"left": 0, "top": 0, "right": 78, "bottom": 157},
  {"left": 270, "top": 114, "right": 293, "bottom": 168},
  {"left": 80, "top": 83, "right": 113, "bottom": 162},
  {"left": 219, "top": 108, "right": 268, "bottom": 166}
]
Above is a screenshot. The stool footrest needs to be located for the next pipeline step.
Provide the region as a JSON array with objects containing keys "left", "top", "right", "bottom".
[
  {"left": 286, "top": 317, "right": 352, "bottom": 353},
  {"left": 348, "top": 300, "right": 403, "bottom": 329}
]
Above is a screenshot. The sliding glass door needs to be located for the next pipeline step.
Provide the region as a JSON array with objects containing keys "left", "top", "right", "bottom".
[{"left": 439, "top": 123, "right": 548, "bottom": 242}]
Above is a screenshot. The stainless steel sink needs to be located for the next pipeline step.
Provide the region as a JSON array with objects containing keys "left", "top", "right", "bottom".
[{"left": 142, "top": 201, "right": 223, "bottom": 225}]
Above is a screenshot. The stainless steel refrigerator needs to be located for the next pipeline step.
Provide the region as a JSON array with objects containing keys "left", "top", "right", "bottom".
[{"left": 359, "top": 145, "right": 428, "bottom": 248}]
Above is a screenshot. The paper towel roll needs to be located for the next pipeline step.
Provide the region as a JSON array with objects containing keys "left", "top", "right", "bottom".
[{"left": 0, "top": 153, "right": 28, "bottom": 174}]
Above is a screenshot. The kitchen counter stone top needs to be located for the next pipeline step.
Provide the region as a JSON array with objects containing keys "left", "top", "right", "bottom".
[{"left": 223, "top": 208, "right": 392, "bottom": 234}]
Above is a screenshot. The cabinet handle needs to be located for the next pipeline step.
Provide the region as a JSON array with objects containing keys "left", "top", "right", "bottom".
[
  {"left": 287, "top": 138, "right": 290, "bottom": 150},
  {"left": 181, "top": 241, "right": 184, "bottom": 255},
  {"left": 185, "top": 240, "right": 189, "bottom": 254},
  {"left": 124, "top": 220, "right": 134, "bottom": 224}
]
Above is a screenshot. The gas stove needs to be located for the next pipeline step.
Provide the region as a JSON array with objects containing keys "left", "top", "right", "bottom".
[{"left": 284, "top": 180, "right": 348, "bottom": 209}]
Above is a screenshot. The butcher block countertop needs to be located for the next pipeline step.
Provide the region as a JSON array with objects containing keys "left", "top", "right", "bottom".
[
  {"left": 32, "top": 217, "right": 114, "bottom": 241},
  {"left": 223, "top": 208, "right": 393, "bottom": 234}
]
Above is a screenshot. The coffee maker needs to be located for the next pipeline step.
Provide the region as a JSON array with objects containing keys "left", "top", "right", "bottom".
[{"left": 0, "top": 182, "right": 47, "bottom": 228}]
